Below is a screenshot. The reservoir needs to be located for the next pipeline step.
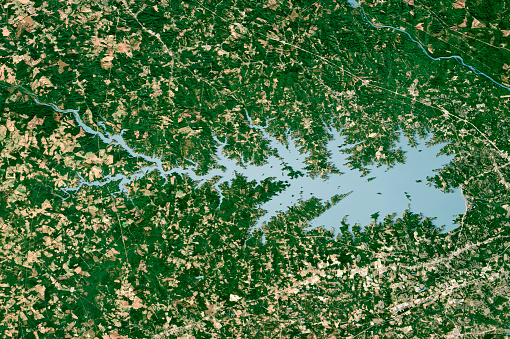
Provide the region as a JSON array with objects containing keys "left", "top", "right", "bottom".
[
  {"left": 305, "top": 130, "right": 465, "bottom": 235},
  {"left": 242, "top": 118, "right": 466, "bottom": 240},
  {"left": 13, "top": 85, "right": 465, "bottom": 243},
  {"left": 54, "top": 105, "right": 464, "bottom": 241}
]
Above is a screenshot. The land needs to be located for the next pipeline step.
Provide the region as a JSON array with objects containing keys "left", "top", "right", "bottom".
[{"left": 1, "top": 0, "right": 510, "bottom": 337}]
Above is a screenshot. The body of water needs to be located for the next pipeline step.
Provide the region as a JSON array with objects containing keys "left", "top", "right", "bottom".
[
  {"left": 347, "top": 0, "right": 359, "bottom": 7},
  {"left": 2, "top": 85, "right": 466, "bottom": 243},
  {"left": 242, "top": 113, "right": 465, "bottom": 240},
  {"left": 54, "top": 101, "right": 466, "bottom": 242}
]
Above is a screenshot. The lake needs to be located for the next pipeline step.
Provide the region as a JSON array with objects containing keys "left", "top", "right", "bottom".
[
  {"left": 241, "top": 118, "right": 465, "bottom": 241},
  {"left": 22, "top": 85, "right": 464, "bottom": 243}
]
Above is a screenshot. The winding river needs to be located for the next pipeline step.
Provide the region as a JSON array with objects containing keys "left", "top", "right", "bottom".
[{"left": 350, "top": 0, "right": 510, "bottom": 92}]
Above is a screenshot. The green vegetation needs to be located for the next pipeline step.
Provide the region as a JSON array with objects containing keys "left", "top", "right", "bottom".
[{"left": 1, "top": 0, "right": 510, "bottom": 337}]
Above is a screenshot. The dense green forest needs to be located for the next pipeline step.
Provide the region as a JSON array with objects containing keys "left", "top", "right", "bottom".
[{"left": 1, "top": 0, "right": 510, "bottom": 337}]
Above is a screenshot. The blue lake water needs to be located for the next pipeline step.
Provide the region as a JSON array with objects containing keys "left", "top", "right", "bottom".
[
  {"left": 306, "top": 131, "right": 465, "bottom": 235},
  {"left": 240, "top": 115, "right": 465, "bottom": 240},
  {"left": 6, "top": 88, "right": 466, "bottom": 243}
]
